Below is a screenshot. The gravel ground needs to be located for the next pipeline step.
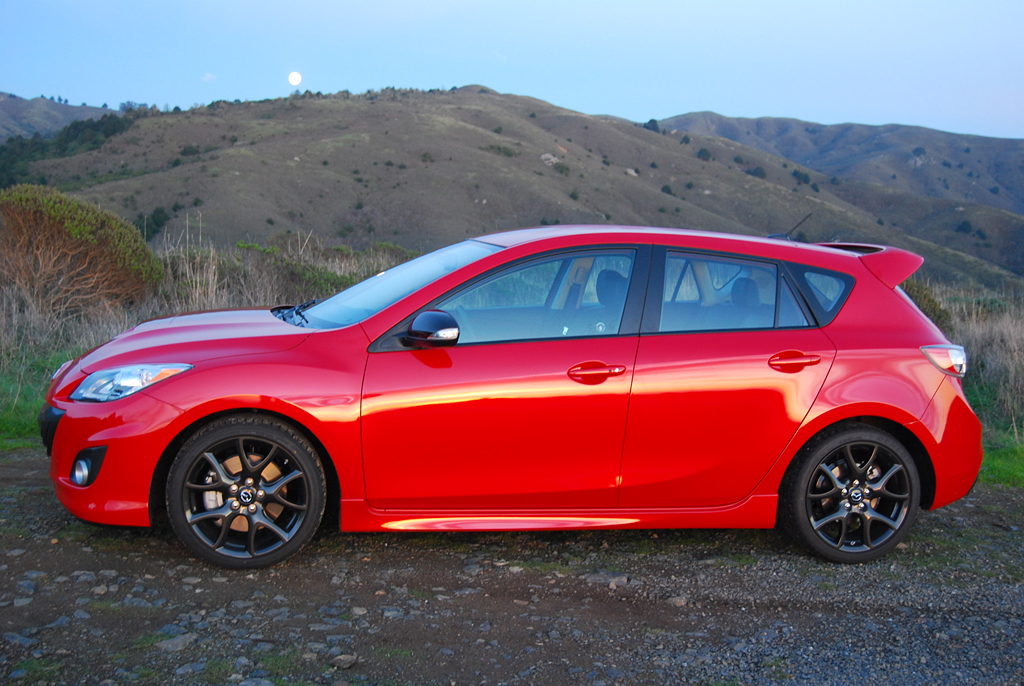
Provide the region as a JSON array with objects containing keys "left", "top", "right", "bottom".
[{"left": 1, "top": 446, "right": 1022, "bottom": 686}]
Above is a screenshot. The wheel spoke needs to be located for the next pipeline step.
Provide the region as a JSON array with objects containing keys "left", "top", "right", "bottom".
[
  {"left": 862, "top": 504, "right": 900, "bottom": 545},
  {"left": 861, "top": 445, "right": 879, "bottom": 476},
  {"left": 811, "top": 507, "right": 847, "bottom": 532},
  {"left": 187, "top": 502, "right": 232, "bottom": 525},
  {"left": 191, "top": 452, "right": 236, "bottom": 490},
  {"left": 809, "top": 463, "right": 845, "bottom": 499},
  {"left": 842, "top": 444, "right": 860, "bottom": 479},
  {"left": 264, "top": 471, "right": 307, "bottom": 510},
  {"left": 211, "top": 512, "right": 241, "bottom": 549},
  {"left": 872, "top": 464, "right": 908, "bottom": 500},
  {"left": 252, "top": 510, "right": 292, "bottom": 543},
  {"left": 247, "top": 445, "right": 277, "bottom": 476}
]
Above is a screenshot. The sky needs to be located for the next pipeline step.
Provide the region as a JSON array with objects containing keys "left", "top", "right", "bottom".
[{"left": 3, "top": 0, "right": 1023, "bottom": 139}]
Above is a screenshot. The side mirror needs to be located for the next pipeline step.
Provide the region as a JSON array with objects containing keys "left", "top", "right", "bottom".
[{"left": 405, "top": 310, "right": 460, "bottom": 348}]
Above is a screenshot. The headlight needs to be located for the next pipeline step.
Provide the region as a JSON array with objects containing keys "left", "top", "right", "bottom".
[{"left": 70, "top": 364, "right": 193, "bottom": 402}]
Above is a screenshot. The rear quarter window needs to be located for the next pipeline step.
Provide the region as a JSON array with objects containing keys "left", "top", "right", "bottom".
[{"left": 786, "top": 263, "right": 855, "bottom": 326}]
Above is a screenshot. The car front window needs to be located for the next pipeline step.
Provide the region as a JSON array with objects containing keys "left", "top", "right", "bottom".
[{"left": 302, "top": 240, "right": 502, "bottom": 329}]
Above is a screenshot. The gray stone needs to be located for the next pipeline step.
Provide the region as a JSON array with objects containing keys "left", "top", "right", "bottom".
[
  {"left": 381, "top": 607, "right": 404, "bottom": 619},
  {"left": 73, "top": 571, "right": 96, "bottom": 582},
  {"left": 232, "top": 600, "right": 254, "bottom": 609},
  {"left": 175, "top": 662, "right": 206, "bottom": 675},
  {"left": 73, "top": 610, "right": 91, "bottom": 620},
  {"left": 331, "top": 654, "right": 358, "bottom": 669},
  {"left": 239, "top": 680, "right": 276, "bottom": 686},
  {"left": 254, "top": 641, "right": 276, "bottom": 652},
  {"left": 16, "top": 580, "right": 36, "bottom": 595},
  {"left": 666, "top": 595, "right": 689, "bottom": 607},
  {"left": 155, "top": 632, "right": 197, "bottom": 652},
  {"left": 7, "top": 548, "right": 26, "bottom": 557},
  {"left": 3, "top": 632, "right": 36, "bottom": 648},
  {"left": 46, "top": 616, "right": 70, "bottom": 628},
  {"left": 585, "top": 571, "right": 629, "bottom": 586},
  {"left": 13, "top": 597, "right": 32, "bottom": 607},
  {"left": 24, "top": 571, "right": 46, "bottom": 580},
  {"left": 463, "top": 564, "right": 482, "bottom": 576}
]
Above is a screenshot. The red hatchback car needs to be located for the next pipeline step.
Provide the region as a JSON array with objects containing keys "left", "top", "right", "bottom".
[{"left": 40, "top": 226, "right": 982, "bottom": 568}]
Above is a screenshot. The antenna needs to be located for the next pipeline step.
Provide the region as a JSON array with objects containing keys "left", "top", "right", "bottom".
[{"left": 768, "top": 212, "right": 813, "bottom": 241}]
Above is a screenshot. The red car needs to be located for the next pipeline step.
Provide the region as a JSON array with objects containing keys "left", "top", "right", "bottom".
[{"left": 40, "top": 226, "right": 981, "bottom": 568}]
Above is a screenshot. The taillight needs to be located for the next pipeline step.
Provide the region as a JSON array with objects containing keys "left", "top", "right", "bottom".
[{"left": 921, "top": 345, "right": 967, "bottom": 378}]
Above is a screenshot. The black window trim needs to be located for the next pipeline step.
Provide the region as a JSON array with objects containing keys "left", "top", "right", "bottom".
[
  {"left": 782, "top": 261, "right": 856, "bottom": 328},
  {"left": 369, "top": 244, "right": 653, "bottom": 352}
]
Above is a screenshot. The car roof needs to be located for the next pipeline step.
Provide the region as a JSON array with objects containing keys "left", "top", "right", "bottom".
[{"left": 477, "top": 225, "right": 866, "bottom": 256}]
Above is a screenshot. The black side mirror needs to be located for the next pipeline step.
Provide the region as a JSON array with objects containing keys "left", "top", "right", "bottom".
[{"left": 405, "top": 310, "right": 460, "bottom": 348}]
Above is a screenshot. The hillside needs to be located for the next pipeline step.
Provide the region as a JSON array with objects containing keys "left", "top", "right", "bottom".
[
  {"left": 0, "top": 92, "right": 112, "bottom": 140},
  {"left": 661, "top": 112, "right": 1024, "bottom": 217},
  {"left": 19, "top": 87, "right": 1023, "bottom": 287}
]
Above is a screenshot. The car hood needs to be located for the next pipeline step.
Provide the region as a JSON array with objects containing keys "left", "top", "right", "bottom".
[{"left": 79, "top": 309, "right": 311, "bottom": 373}]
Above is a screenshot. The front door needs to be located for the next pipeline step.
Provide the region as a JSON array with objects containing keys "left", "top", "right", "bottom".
[{"left": 361, "top": 248, "right": 643, "bottom": 510}]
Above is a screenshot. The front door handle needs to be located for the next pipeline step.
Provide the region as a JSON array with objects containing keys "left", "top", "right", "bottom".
[
  {"left": 567, "top": 363, "right": 627, "bottom": 385},
  {"left": 768, "top": 351, "right": 821, "bottom": 372}
]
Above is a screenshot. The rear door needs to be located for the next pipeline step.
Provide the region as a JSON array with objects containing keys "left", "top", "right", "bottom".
[{"left": 619, "top": 248, "right": 836, "bottom": 508}]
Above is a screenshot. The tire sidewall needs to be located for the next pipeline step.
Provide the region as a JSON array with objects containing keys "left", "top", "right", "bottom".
[{"left": 166, "top": 416, "right": 326, "bottom": 569}]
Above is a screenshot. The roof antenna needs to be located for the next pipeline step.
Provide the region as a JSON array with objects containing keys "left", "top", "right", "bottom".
[{"left": 768, "top": 212, "right": 813, "bottom": 241}]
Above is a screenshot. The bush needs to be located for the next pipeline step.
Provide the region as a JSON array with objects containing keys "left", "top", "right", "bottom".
[
  {"left": 901, "top": 279, "right": 953, "bottom": 334},
  {"left": 912, "top": 147, "right": 926, "bottom": 156},
  {"left": 422, "top": 152, "right": 435, "bottom": 163},
  {"left": 553, "top": 162, "right": 570, "bottom": 176},
  {"left": 697, "top": 148, "right": 711, "bottom": 161},
  {"left": 680, "top": 135, "right": 690, "bottom": 145},
  {"left": 745, "top": 166, "right": 766, "bottom": 179},
  {"left": 661, "top": 185, "right": 674, "bottom": 196},
  {"left": 481, "top": 145, "right": 517, "bottom": 157},
  {"left": 569, "top": 189, "right": 579, "bottom": 201},
  {"left": 643, "top": 119, "right": 660, "bottom": 133},
  {"left": 0, "top": 184, "right": 160, "bottom": 317},
  {"left": 791, "top": 169, "right": 810, "bottom": 185},
  {"left": 955, "top": 221, "right": 973, "bottom": 234},
  {"left": 733, "top": 156, "right": 744, "bottom": 164}
]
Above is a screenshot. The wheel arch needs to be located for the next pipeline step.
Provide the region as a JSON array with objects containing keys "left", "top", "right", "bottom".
[
  {"left": 148, "top": 407, "right": 342, "bottom": 529},
  {"left": 777, "top": 415, "right": 936, "bottom": 511}
]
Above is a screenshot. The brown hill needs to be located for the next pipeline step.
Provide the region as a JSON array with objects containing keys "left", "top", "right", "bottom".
[
  {"left": 25, "top": 87, "right": 1022, "bottom": 288},
  {"left": 0, "top": 93, "right": 113, "bottom": 140},
  {"left": 660, "top": 112, "right": 1024, "bottom": 217}
]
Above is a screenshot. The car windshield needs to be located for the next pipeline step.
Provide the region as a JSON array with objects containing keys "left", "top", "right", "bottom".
[{"left": 301, "top": 240, "right": 502, "bottom": 329}]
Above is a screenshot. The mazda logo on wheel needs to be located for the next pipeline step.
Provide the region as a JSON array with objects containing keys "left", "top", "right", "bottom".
[{"left": 239, "top": 489, "right": 254, "bottom": 504}]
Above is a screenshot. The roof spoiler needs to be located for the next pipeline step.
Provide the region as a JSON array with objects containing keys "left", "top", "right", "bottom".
[{"left": 819, "top": 243, "right": 924, "bottom": 288}]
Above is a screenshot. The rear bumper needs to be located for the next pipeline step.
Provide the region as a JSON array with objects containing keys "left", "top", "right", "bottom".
[{"left": 920, "top": 376, "right": 984, "bottom": 509}]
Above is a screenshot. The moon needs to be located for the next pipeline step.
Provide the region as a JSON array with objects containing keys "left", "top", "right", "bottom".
[{"left": 288, "top": 72, "right": 302, "bottom": 86}]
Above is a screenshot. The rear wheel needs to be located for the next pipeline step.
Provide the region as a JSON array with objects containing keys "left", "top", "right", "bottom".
[
  {"left": 166, "top": 416, "right": 325, "bottom": 569},
  {"left": 781, "top": 425, "right": 919, "bottom": 563}
]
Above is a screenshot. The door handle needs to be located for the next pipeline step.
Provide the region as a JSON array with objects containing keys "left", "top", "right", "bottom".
[
  {"left": 567, "top": 363, "right": 627, "bottom": 384},
  {"left": 768, "top": 352, "right": 821, "bottom": 372}
]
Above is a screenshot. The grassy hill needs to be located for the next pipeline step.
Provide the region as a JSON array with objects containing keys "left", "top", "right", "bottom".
[
  {"left": 17, "top": 87, "right": 1023, "bottom": 288},
  {"left": 661, "top": 112, "right": 1024, "bottom": 217},
  {"left": 0, "top": 92, "right": 112, "bottom": 140}
]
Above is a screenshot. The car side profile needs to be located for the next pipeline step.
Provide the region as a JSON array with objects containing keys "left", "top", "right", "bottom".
[{"left": 39, "top": 226, "right": 982, "bottom": 568}]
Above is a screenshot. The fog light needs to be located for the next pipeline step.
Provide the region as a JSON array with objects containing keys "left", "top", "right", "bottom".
[
  {"left": 69, "top": 446, "right": 106, "bottom": 487},
  {"left": 71, "top": 459, "right": 90, "bottom": 485}
]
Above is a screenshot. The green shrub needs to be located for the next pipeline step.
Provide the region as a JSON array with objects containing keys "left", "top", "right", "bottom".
[
  {"left": 421, "top": 152, "right": 435, "bottom": 163},
  {"left": 733, "top": 155, "right": 743, "bottom": 164},
  {"left": 661, "top": 185, "right": 674, "bottom": 196},
  {"left": 745, "top": 167, "right": 766, "bottom": 179},
  {"left": 569, "top": 189, "right": 579, "bottom": 201},
  {"left": 696, "top": 148, "right": 711, "bottom": 161},
  {"left": 481, "top": 145, "right": 517, "bottom": 157},
  {"left": 900, "top": 279, "right": 953, "bottom": 334},
  {"left": 553, "top": 162, "right": 570, "bottom": 176},
  {"left": 643, "top": 119, "right": 660, "bottom": 133},
  {"left": 680, "top": 135, "right": 690, "bottom": 145},
  {"left": 0, "top": 184, "right": 160, "bottom": 315}
]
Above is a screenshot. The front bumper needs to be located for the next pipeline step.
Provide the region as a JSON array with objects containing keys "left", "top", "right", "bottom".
[{"left": 45, "top": 393, "right": 189, "bottom": 527}]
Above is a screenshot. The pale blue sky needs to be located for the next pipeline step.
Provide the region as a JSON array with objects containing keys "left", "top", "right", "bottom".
[{"left": 3, "top": 0, "right": 1022, "bottom": 138}]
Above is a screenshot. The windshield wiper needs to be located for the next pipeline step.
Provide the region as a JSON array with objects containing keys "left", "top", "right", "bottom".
[{"left": 273, "top": 299, "right": 322, "bottom": 327}]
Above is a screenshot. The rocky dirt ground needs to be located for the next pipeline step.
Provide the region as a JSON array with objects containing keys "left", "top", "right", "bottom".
[{"left": 1, "top": 446, "right": 1022, "bottom": 686}]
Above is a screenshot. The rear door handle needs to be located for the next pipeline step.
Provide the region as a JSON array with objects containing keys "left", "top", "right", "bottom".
[
  {"left": 768, "top": 352, "right": 821, "bottom": 372},
  {"left": 567, "top": 363, "right": 627, "bottom": 384}
]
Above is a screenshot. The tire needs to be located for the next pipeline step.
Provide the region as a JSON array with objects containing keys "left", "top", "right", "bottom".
[
  {"left": 780, "top": 424, "right": 920, "bottom": 563},
  {"left": 166, "top": 416, "right": 326, "bottom": 569}
]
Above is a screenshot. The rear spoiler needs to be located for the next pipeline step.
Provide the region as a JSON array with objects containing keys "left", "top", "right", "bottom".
[{"left": 816, "top": 243, "right": 924, "bottom": 289}]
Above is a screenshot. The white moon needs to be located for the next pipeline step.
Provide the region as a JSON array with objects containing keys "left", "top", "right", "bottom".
[{"left": 288, "top": 72, "right": 302, "bottom": 86}]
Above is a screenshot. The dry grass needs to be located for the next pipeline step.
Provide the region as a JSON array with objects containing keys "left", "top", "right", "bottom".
[
  {"left": 0, "top": 233, "right": 411, "bottom": 440},
  {"left": 934, "top": 283, "right": 1024, "bottom": 444}
]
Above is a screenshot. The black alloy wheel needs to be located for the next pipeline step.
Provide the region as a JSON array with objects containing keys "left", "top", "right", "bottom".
[
  {"left": 781, "top": 424, "right": 920, "bottom": 563},
  {"left": 167, "top": 416, "right": 326, "bottom": 569}
]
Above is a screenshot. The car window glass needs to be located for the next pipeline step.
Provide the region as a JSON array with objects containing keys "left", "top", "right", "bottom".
[
  {"left": 804, "top": 271, "right": 847, "bottom": 312},
  {"left": 440, "top": 250, "right": 635, "bottom": 344},
  {"left": 303, "top": 240, "right": 502, "bottom": 328},
  {"left": 778, "top": 278, "right": 809, "bottom": 327},
  {"left": 660, "top": 252, "right": 777, "bottom": 332}
]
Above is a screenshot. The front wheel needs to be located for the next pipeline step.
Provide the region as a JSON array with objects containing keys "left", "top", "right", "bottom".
[
  {"left": 166, "top": 416, "right": 326, "bottom": 569},
  {"left": 781, "top": 424, "right": 920, "bottom": 563}
]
